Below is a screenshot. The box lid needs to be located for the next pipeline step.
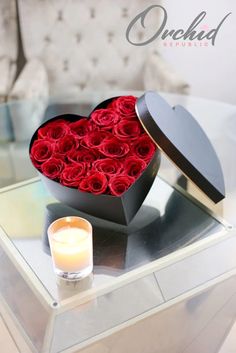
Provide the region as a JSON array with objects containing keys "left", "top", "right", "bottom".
[{"left": 136, "top": 91, "right": 225, "bottom": 203}]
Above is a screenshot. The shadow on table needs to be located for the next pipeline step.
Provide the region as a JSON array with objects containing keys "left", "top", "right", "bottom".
[{"left": 42, "top": 182, "right": 220, "bottom": 275}]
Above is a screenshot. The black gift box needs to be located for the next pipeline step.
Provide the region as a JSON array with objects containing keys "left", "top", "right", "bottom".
[
  {"left": 39, "top": 146, "right": 160, "bottom": 225},
  {"left": 29, "top": 112, "right": 160, "bottom": 225},
  {"left": 29, "top": 91, "right": 225, "bottom": 225}
]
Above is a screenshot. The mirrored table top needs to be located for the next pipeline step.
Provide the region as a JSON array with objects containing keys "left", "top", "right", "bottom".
[{"left": 0, "top": 175, "right": 224, "bottom": 303}]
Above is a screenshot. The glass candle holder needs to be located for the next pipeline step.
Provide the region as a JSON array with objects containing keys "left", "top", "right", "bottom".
[{"left": 48, "top": 216, "right": 93, "bottom": 281}]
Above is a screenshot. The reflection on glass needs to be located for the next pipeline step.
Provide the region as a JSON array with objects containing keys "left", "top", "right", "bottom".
[
  {"left": 43, "top": 180, "right": 222, "bottom": 276},
  {"left": 0, "top": 177, "right": 224, "bottom": 301}
]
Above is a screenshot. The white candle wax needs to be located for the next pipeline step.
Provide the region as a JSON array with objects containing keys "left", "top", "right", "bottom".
[{"left": 50, "top": 227, "right": 92, "bottom": 273}]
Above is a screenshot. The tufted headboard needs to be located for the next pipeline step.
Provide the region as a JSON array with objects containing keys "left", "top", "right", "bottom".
[
  {"left": 17, "top": 0, "right": 164, "bottom": 95},
  {"left": 0, "top": 0, "right": 17, "bottom": 61},
  {"left": 0, "top": 0, "right": 18, "bottom": 99}
]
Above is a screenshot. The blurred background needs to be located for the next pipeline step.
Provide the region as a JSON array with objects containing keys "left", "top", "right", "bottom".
[
  {"left": 162, "top": 0, "right": 236, "bottom": 104},
  {"left": 0, "top": 0, "right": 235, "bottom": 188}
]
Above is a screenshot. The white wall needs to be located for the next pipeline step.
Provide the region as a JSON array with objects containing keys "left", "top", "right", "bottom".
[{"left": 160, "top": 0, "right": 236, "bottom": 104}]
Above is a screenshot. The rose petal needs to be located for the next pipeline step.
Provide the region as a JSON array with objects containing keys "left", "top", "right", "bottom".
[
  {"left": 68, "top": 147, "right": 100, "bottom": 163},
  {"left": 109, "top": 96, "right": 137, "bottom": 119},
  {"left": 82, "top": 131, "right": 113, "bottom": 149},
  {"left": 99, "top": 137, "right": 130, "bottom": 158},
  {"left": 91, "top": 109, "right": 120, "bottom": 130},
  {"left": 132, "top": 135, "right": 156, "bottom": 162},
  {"left": 124, "top": 156, "right": 146, "bottom": 178},
  {"left": 60, "top": 163, "right": 86, "bottom": 187},
  {"left": 30, "top": 139, "right": 55, "bottom": 168},
  {"left": 56, "top": 134, "right": 79, "bottom": 154},
  {"left": 41, "top": 158, "right": 65, "bottom": 180},
  {"left": 109, "top": 175, "right": 135, "bottom": 196},
  {"left": 38, "top": 119, "right": 70, "bottom": 140},
  {"left": 69, "top": 119, "right": 93, "bottom": 138},
  {"left": 114, "top": 119, "right": 141, "bottom": 141},
  {"left": 79, "top": 172, "right": 108, "bottom": 195},
  {"left": 93, "top": 158, "right": 123, "bottom": 176}
]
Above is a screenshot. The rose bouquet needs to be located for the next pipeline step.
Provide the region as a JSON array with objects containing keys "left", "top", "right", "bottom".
[{"left": 30, "top": 96, "right": 157, "bottom": 197}]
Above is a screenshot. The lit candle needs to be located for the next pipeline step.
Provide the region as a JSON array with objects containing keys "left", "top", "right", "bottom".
[{"left": 48, "top": 217, "right": 93, "bottom": 281}]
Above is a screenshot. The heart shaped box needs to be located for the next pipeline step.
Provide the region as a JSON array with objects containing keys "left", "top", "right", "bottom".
[
  {"left": 29, "top": 92, "right": 225, "bottom": 225},
  {"left": 29, "top": 100, "right": 161, "bottom": 225}
]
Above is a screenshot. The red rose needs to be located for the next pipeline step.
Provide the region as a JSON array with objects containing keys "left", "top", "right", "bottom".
[
  {"left": 82, "top": 131, "right": 112, "bottom": 149},
  {"left": 132, "top": 135, "right": 156, "bottom": 162},
  {"left": 79, "top": 172, "right": 108, "bottom": 195},
  {"left": 93, "top": 159, "right": 123, "bottom": 176},
  {"left": 38, "top": 119, "right": 70, "bottom": 140},
  {"left": 124, "top": 157, "right": 146, "bottom": 178},
  {"left": 60, "top": 163, "right": 86, "bottom": 187},
  {"left": 69, "top": 119, "right": 94, "bottom": 139},
  {"left": 91, "top": 109, "right": 120, "bottom": 130},
  {"left": 51, "top": 153, "right": 66, "bottom": 162},
  {"left": 68, "top": 147, "right": 99, "bottom": 163},
  {"left": 30, "top": 139, "right": 55, "bottom": 167},
  {"left": 109, "top": 175, "right": 135, "bottom": 196},
  {"left": 109, "top": 96, "right": 137, "bottom": 119},
  {"left": 56, "top": 134, "right": 79, "bottom": 154},
  {"left": 99, "top": 137, "right": 130, "bottom": 158},
  {"left": 114, "top": 119, "right": 141, "bottom": 141},
  {"left": 79, "top": 178, "right": 90, "bottom": 192},
  {"left": 31, "top": 94, "right": 159, "bottom": 197},
  {"left": 41, "top": 158, "right": 65, "bottom": 179}
]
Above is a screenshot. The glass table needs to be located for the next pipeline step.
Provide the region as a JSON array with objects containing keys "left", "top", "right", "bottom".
[
  {"left": 0, "top": 176, "right": 236, "bottom": 353},
  {"left": 0, "top": 92, "right": 236, "bottom": 353}
]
